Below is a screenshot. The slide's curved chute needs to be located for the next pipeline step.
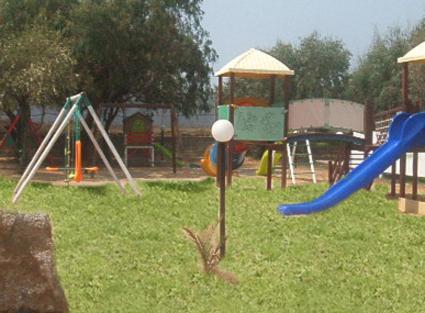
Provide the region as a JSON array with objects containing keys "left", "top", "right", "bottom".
[{"left": 278, "top": 112, "right": 425, "bottom": 216}]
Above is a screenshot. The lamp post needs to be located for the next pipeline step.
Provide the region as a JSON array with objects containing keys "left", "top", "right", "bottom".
[{"left": 211, "top": 120, "right": 234, "bottom": 258}]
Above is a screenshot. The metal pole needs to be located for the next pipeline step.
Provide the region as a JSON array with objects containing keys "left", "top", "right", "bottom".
[
  {"left": 218, "top": 141, "right": 226, "bottom": 258},
  {"left": 227, "top": 74, "right": 235, "bottom": 186},
  {"left": 86, "top": 104, "right": 142, "bottom": 197},
  {"left": 13, "top": 104, "right": 78, "bottom": 203},
  {"left": 14, "top": 105, "right": 68, "bottom": 194},
  {"left": 79, "top": 116, "right": 126, "bottom": 193}
]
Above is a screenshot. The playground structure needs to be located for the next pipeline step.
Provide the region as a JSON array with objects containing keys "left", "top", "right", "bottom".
[
  {"left": 257, "top": 98, "right": 367, "bottom": 185},
  {"left": 201, "top": 48, "right": 293, "bottom": 189},
  {"left": 278, "top": 41, "right": 425, "bottom": 216},
  {"left": 202, "top": 49, "right": 369, "bottom": 189},
  {"left": 101, "top": 102, "right": 178, "bottom": 173},
  {"left": 13, "top": 92, "right": 141, "bottom": 203}
]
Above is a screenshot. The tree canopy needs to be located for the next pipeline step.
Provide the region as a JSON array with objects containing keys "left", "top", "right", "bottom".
[
  {"left": 67, "top": 0, "right": 216, "bottom": 116},
  {"left": 345, "top": 27, "right": 409, "bottom": 111},
  {"left": 226, "top": 32, "right": 352, "bottom": 102},
  {"left": 0, "top": 0, "right": 216, "bottom": 165}
]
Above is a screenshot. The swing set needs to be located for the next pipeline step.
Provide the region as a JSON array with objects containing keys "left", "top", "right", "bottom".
[
  {"left": 13, "top": 92, "right": 141, "bottom": 203},
  {"left": 45, "top": 107, "right": 98, "bottom": 181}
]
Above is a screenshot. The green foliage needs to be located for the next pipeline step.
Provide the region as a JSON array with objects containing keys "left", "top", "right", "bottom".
[
  {"left": 226, "top": 32, "right": 351, "bottom": 102},
  {"left": 346, "top": 27, "right": 409, "bottom": 111},
  {"left": 0, "top": 25, "right": 77, "bottom": 166},
  {"left": 407, "top": 19, "right": 425, "bottom": 104},
  {"left": 0, "top": 26, "right": 77, "bottom": 110},
  {"left": 0, "top": 0, "right": 216, "bottom": 115},
  {"left": 2, "top": 177, "right": 425, "bottom": 312},
  {"left": 67, "top": 0, "right": 216, "bottom": 115},
  {"left": 0, "top": 0, "right": 77, "bottom": 34},
  {"left": 0, "top": 0, "right": 216, "bottom": 163},
  {"left": 294, "top": 32, "right": 351, "bottom": 99}
]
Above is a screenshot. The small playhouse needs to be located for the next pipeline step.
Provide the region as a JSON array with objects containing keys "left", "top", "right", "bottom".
[{"left": 123, "top": 112, "right": 154, "bottom": 167}]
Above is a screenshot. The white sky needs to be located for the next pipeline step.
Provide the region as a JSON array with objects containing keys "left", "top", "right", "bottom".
[{"left": 202, "top": 0, "right": 425, "bottom": 73}]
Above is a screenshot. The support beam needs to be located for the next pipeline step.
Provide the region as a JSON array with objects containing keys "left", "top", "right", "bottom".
[
  {"left": 79, "top": 116, "right": 126, "bottom": 193},
  {"left": 363, "top": 101, "right": 374, "bottom": 149},
  {"left": 402, "top": 63, "right": 412, "bottom": 112},
  {"left": 390, "top": 162, "right": 397, "bottom": 197},
  {"left": 14, "top": 105, "right": 68, "bottom": 194},
  {"left": 267, "top": 146, "right": 273, "bottom": 190},
  {"left": 281, "top": 143, "right": 287, "bottom": 188},
  {"left": 413, "top": 152, "right": 418, "bottom": 200},
  {"left": 87, "top": 104, "right": 142, "bottom": 197},
  {"left": 269, "top": 75, "right": 276, "bottom": 105},
  {"left": 229, "top": 74, "right": 235, "bottom": 105},
  {"left": 218, "top": 76, "right": 223, "bottom": 107},
  {"left": 400, "top": 155, "right": 406, "bottom": 197},
  {"left": 13, "top": 103, "right": 78, "bottom": 203},
  {"left": 283, "top": 76, "right": 291, "bottom": 137}
]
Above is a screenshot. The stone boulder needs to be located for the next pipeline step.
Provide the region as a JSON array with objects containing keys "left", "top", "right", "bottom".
[{"left": 0, "top": 212, "right": 68, "bottom": 313}]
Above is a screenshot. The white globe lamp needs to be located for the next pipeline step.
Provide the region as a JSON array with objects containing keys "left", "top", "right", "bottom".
[{"left": 211, "top": 120, "right": 234, "bottom": 142}]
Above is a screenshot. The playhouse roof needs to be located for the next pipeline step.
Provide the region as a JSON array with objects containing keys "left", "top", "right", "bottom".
[
  {"left": 215, "top": 48, "right": 294, "bottom": 78},
  {"left": 398, "top": 41, "right": 425, "bottom": 64}
]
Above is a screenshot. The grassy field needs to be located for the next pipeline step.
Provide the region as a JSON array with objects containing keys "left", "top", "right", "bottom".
[{"left": 1, "top": 176, "right": 425, "bottom": 313}]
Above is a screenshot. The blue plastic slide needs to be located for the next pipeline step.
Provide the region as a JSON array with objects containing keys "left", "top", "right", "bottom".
[{"left": 278, "top": 112, "right": 425, "bottom": 216}]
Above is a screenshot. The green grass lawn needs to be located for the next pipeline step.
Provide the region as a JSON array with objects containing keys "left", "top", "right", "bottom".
[{"left": 1, "top": 176, "right": 425, "bottom": 313}]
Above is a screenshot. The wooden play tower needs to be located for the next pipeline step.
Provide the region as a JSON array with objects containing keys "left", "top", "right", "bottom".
[{"left": 215, "top": 48, "right": 294, "bottom": 188}]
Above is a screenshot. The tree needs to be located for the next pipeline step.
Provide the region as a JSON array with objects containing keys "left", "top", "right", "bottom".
[
  {"left": 294, "top": 32, "right": 351, "bottom": 99},
  {"left": 0, "top": 0, "right": 216, "bottom": 164},
  {"left": 67, "top": 0, "right": 216, "bottom": 130},
  {"left": 407, "top": 19, "right": 425, "bottom": 105},
  {"left": 228, "top": 33, "right": 351, "bottom": 102},
  {"left": 0, "top": 0, "right": 77, "bottom": 33},
  {"left": 346, "top": 27, "right": 409, "bottom": 111},
  {"left": 0, "top": 26, "right": 77, "bottom": 166}
]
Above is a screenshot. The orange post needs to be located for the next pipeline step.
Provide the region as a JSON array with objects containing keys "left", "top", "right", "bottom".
[{"left": 74, "top": 140, "right": 83, "bottom": 182}]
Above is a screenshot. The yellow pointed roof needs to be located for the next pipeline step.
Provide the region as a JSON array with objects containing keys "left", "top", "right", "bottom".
[
  {"left": 398, "top": 41, "right": 425, "bottom": 64},
  {"left": 215, "top": 48, "right": 294, "bottom": 78}
]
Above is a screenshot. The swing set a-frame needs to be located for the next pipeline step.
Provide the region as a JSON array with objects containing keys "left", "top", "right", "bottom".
[{"left": 13, "top": 92, "right": 141, "bottom": 203}]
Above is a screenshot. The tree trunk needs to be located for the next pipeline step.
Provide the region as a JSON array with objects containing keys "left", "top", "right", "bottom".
[
  {"left": 175, "top": 112, "right": 183, "bottom": 151},
  {"left": 16, "top": 101, "right": 31, "bottom": 169}
]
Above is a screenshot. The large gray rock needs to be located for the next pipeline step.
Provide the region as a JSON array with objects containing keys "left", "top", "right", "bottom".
[{"left": 0, "top": 212, "right": 68, "bottom": 313}]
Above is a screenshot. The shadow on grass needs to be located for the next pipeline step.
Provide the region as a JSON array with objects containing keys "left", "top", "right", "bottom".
[
  {"left": 31, "top": 182, "right": 52, "bottom": 189},
  {"left": 74, "top": 185, "right": 110, "bottom": 195},
  {"left": 145, "top": 178, "right": 214, "bottom": 193}
]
